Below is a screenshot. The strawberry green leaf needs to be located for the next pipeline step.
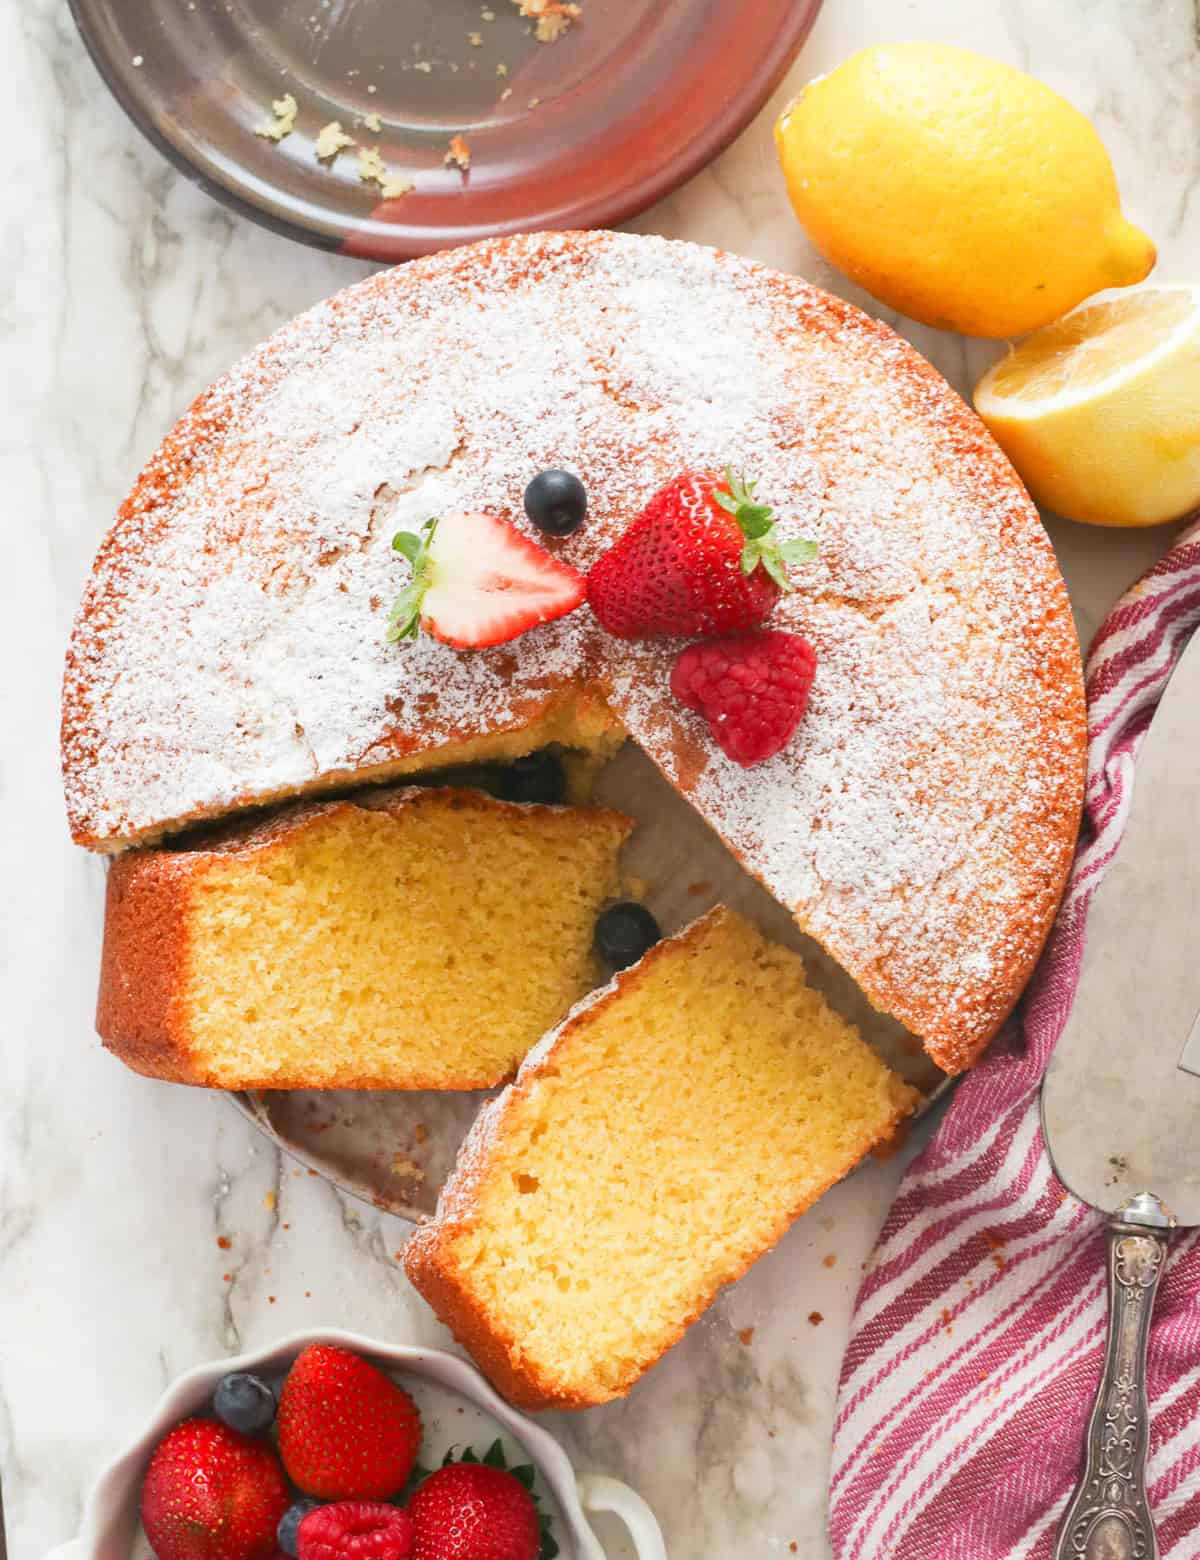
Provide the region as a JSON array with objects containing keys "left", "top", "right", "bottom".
[
  {"left": 723, "top": 466, "right": 759, "bottom": 506},
  {"left": 387, "top": 517, "right": 438, "bottom": 643},
  {"left": 391, "top": 530, "right": 424, "bottom": 564},
  {"left": 483, "top": 1439, "right": 508, "bottom": 1468},
  {"left": 385, "top": 581, "right": 425, "bottom": 642},
  {"left": 715, "top": 468, "right": 819, "bottom": 592},
  {"left": 737, "top": 504, "right": 775, "bottom": 538},
  {"left": 511, "top": 1464, "right": 537, "bottom": 1490},
  {"left": 759, "top": 551, "right": 791, "bottom": 591}
]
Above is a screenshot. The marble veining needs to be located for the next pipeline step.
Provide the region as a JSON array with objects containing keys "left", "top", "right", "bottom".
[{"left": 3, "top": 1, "right": 1199, "bottom": 1556}]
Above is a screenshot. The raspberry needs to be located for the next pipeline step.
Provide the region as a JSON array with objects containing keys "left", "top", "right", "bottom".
[
  {"left": 670, "top": 630, "right": 817, "bottom": 766},
  {"left": 297, "top": 1502, "right": 414, "bottom": 1560}
]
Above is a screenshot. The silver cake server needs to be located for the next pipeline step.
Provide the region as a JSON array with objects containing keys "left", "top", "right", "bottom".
[{"left": 1042, "top": 629, "right": 1200, "bottom": 1560}]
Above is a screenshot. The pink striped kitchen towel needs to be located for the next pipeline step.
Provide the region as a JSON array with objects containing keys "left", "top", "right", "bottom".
[{"left": 829, "top": 516, "right": 1200, "bottom": 1560}]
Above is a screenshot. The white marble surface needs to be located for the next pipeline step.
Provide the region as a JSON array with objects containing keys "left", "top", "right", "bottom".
[{"left": 3, "top": 1, "right": 1198, "bottom": 1556}]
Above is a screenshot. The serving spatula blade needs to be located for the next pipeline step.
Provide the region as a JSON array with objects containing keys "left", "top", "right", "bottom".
[
  {"left": 1041, "top": 629, "right": 1200, "bottom": 1560},
  {"left": 1043, "top": 631, "right": 1200, "bottom": 1220}
]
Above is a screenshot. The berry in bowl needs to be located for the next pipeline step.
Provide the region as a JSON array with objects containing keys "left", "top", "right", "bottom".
[{"left": 44, "top": 1330, "right": 663, "bottom": 1560}]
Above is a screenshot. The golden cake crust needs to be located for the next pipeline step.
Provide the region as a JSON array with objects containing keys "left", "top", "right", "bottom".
[
  {"left": 97, "top": 786, "right": 632, "bottom": 1090},
  {"left": 64, "top": 231, "right": 1086, "bottom": 1073}
]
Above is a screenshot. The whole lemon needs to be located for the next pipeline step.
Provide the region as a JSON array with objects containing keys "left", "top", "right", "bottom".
[{"left": 774, "top": 42, "right": 1155, "bottom": 338}]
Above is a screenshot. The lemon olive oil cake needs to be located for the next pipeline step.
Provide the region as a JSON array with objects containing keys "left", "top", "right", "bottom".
[
  {"left": 403, "top": 906, "right": 920, "bottom": 1408},
  {"left": 63, "top": 231, "right": 1087, "bottom": 1074},
  {"left": 97, "top": 787, "right": 631, "bottom": 1090}
]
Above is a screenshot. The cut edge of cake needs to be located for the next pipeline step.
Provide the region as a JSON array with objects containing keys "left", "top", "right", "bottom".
[{"left": 96, "top": 785, "right": 633, "bottom": 1091}]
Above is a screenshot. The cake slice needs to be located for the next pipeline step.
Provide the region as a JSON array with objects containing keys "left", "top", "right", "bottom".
[
  {"left": 97, "top": 787, "right": 632, "bottom": 1090},
  {"left": 403, "top": 906, "right": 920, "bottom": 1409}
]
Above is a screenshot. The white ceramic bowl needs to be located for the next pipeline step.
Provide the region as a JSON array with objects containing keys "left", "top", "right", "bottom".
[{"left": 44, "top": 1329, "right": 664, "bottom": 1560}]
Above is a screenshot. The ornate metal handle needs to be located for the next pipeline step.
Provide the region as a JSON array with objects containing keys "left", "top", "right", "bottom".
[{"left": 1054, "top": 1193, "right": 1173, "bottom": 1560}]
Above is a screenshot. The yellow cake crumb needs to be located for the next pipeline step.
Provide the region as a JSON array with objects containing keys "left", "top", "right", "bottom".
[
  {"left": 468, "top": 30, "right": 483, "bottom": 46},
  {"left": 511, "top": 0, "right": 580, "bottom": 41},
  {"left": 255, "top": 93, "right": 298, "bottom": 142},
  {"left": 358, "top": 146, "right": 388, "bottom": 183},
  {"left": 314, "top": 121, "right": 355, "bottom": 161},
  {"left": 392, "top": 1153, "right": 425, "bottom": 1184},
  {"left": 356, "top": 146, "right": 414, "bottom": 200},
  {"left": 363, "top": 111, "right": 383, "bottom": 132}
]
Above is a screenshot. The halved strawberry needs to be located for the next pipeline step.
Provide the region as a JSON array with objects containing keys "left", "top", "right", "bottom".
[{"left": 387, "top": 512, "right": 586, "bottom": 649}]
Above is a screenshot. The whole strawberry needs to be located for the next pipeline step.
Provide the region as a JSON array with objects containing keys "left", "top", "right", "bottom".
[
  {"left": 297, "top": 1501, "right": 414, "bottom": 1560},
  {"left": 671, "top": 630, "right": 817, "bottom": 766},
  {"left": 277, "top": 1345, "right": 421, "bottom": 1501},
  {"left": 587, "top": 468, "right": 816, "bottom": 639},
  {"left": 140, "top": 1419, "right": 289, "bottom": 1560},
  {"left": 409, "top": 1461, "right": 543, "bottom": 1560}
]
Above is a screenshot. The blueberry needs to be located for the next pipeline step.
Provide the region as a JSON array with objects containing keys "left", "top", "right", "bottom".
[
  {"left": 213, "top": 1372, "right": 276, "bottom": 1436},
  {"left": 524, "top": 470, "right": 588, "bottom": 537},
  {"left": 594, "top": 902, "right": 662, "bottom": 970},
  {"left": 277, "top": 1499, "right": 323, "bottom": 1559},
  {"left": 500, "top": 752, "right": 567, "bottom": 806}
]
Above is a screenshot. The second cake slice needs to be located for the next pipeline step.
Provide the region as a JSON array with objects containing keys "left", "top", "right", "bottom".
[
  {"left": 97, "top": 786, "right": 632, "bottom": 1090},
  {"left": 404, "top": 906, "right": 920, "bottom": 1408}
]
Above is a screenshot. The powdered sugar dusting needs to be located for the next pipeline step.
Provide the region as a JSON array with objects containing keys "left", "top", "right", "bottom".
[{"left": 62, "top": 232, "right": 1084, "bottom": 1070}]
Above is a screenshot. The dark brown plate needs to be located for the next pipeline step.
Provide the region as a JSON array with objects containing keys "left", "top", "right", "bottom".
[{"left": 68, "top": 0, "right": 823, "bottom": 261}]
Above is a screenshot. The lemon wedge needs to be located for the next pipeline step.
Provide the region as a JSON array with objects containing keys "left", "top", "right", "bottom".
[{"left": 974, "top": 287, "right": 1200, "bottom": 527}]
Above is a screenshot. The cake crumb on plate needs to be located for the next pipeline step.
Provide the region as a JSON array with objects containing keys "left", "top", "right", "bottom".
[
  {"left": 358, "top": 145, "right": 413, "bottom": 199},
  {"left": 511, "top": 0, "right": 581, "bottom": 41},
  {"left": 445, "top": 134, "right": 472, "bottom": 172},
  {"left": 314, "top": 121, "right": 354, "bottom": 161},
  {"left": 255, "top": 93, "right": 298, "bottom": 141}
]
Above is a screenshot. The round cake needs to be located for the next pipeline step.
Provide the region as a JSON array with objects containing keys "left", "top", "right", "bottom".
[{"left": 61, "top": 231, "right": 1086, "bottom": 1074}]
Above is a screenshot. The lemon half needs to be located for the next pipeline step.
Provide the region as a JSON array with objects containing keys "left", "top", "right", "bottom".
[{"left": 974, "top": 287, "right": 1200, "bottom": 528}]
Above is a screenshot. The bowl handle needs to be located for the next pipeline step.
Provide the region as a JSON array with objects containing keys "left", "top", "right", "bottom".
[{"left": 576, "top": 1473, "right": 666, "bottom": 1559}]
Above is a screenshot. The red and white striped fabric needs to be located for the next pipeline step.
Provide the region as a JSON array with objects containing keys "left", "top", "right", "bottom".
[{"left": 829, "top": 517, "right": 1200, "bottom": 1560}]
